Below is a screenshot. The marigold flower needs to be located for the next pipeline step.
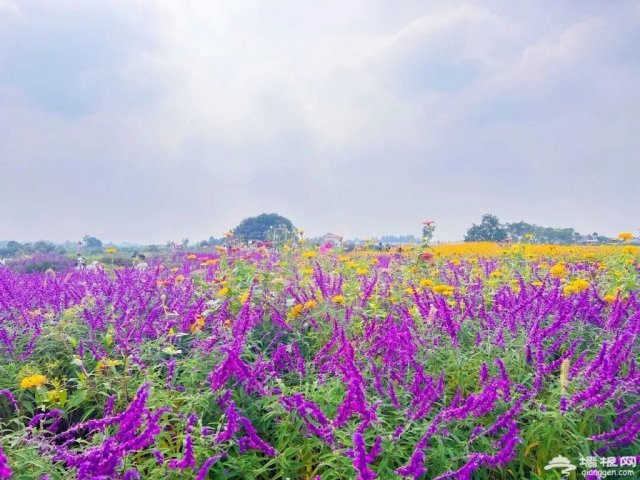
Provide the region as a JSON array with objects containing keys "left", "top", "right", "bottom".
[
  {"left": 288, "top": 304, "right": 304, "bottom": 320},
  {"left": 549, "top": 263, "right": 567, "bottom": 278},
  {"left": 303, "top": 299, "right": 317, "bottom": 310},
  {"left": 331, "top": 295, "right": 345, "bottom": 305},
  {"left": 302, "top": 251, "right": 317, "bottom": 258},
  {"left": 617, "top": 232, "right": 634, "bottom": 241},
  {"left": 432, "top": 285, "right": 454, "bottom": 296},
  {"left": 217, "top": 287, "right": 230, "bottom": 297},
  {"left": 190, "top": 316, "right": 205, "bottom": 333},
  {"left": 20, "top": 374, "right": 47, "bottom": 389},
  {"left": 239, "top": 291, "right": 250, "bottom": 304}
]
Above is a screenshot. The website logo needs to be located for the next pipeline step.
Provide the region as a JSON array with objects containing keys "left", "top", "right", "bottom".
[{"left": 544, "top": 456, "right": 577, "bottom": 477}]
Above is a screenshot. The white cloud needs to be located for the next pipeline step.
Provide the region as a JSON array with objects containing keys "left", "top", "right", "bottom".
[{"left": 0, "top": 0, "right": 639, "bottom": 242}]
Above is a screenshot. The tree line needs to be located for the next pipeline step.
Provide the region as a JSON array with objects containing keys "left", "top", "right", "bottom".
[{"left": 464, "top": 214, "right": 616, "bottom": 244}]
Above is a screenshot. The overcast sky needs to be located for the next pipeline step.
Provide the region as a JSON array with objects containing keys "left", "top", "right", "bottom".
[{"left": 1, "top": 0, "right": 639, "bottom": 243}]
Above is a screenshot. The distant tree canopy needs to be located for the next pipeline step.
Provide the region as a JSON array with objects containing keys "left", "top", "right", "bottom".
[
  {"left": 84, "top": 235, "right": 103, "bottom": 251},
  {"left": 378, "top": 234, "right": 418, "bottom": 244},
  {"left": 464, "top": 214, "right": 508, "bottom": 242},
  {"left": 465, "top": 215, "right": 613, "bottom": 244},
  {"left": 504, "top": 221, "right": 580, "bottom": 244},
  {"left": 0, "top": 241, "right": 22, "bottom": 257},
  {"left": 233, "top": 213, "right": 295, "bottom": 242}
]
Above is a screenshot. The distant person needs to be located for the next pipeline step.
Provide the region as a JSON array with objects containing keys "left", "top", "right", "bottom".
[
  {"left": 0, "top": 257, "right": 5, "bottom": 267},
  {"left": 75, "top": 254, "right": 86, "bottom": 270},
  {"left": 135, "top": 254, "right": 148, "bottom": 271}
]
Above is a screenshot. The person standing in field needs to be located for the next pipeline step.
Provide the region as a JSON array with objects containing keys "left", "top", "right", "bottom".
[
  {"left": 135, "top": 254, "right": 148, "bottom": 271},
  {"left": 0, "top": 257, "right": 5, "bottom": 267},
  {"left": 75, "top": 254, "right": 86, "bottom": 270}
]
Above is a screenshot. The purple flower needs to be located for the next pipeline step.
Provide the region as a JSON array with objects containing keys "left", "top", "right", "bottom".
[
  {"left": 196, "top": 453, "right": 226, "bottom": 480},
  {"left": 0, "top": 446, "right": 11, "bottom": 479}
]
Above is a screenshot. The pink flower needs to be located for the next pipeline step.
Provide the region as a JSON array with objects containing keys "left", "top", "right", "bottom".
[
  {"left": 319, "top": 242, "right": 333, "bottom": 253},
  {"left": 423, "top": 220, "right": 434, "bottom": 226},
  {"left": 420, "top": 252, "right": 434, "bottom": 261}
]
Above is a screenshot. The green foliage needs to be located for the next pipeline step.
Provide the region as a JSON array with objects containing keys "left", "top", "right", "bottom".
[
  {"left": 83, "top": 235, "right": 103, "bottom": 252},
  {"left": 232, "top": 213, "right": 295, "bottom": 242},
  {"left": 464, "top": 214, "right": 508, "bottom": 242}
]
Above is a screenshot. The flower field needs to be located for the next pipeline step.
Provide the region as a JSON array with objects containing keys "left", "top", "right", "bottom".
[{"left": 0, "top": 242, "right": 639, "bottom": 479}]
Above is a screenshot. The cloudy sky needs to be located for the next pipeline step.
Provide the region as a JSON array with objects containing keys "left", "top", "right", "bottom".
[{"left": 1, "top": 0, "right": 639, "bottom": 243}]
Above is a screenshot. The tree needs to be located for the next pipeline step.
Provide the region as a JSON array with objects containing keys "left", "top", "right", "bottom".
[
  {"left": 464, "top": 214, "right": 507, "bottom": 242},
  {"left": 0, "top": 240, "right": 22, "bottom": 257},
  {"left": 33, "top": 241, "right": 56, "bottom": 253},
  {"left": 84, "top": 236, "right": 103, "bottom": 251},
  {"left": 232, "top": 213, "right": 295, "bottom": 242}
]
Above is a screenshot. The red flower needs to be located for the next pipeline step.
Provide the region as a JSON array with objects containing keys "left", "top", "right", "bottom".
[
  {"left": 423, "top": 220, "right": 434, "bottom": 226},
  {"left": 420, "top": 252, "right": 434, "bottom": 261}
]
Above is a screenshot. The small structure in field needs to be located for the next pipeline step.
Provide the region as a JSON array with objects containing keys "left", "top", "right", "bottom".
[{"left": 321, "top": 233, "right": 343, "bottom": 247}]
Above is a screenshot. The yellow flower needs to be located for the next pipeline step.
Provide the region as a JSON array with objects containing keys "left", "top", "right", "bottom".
[
  {"left": 239, "top": 290, "right": 250, "bottom": 304},
  {"left": 572, "top": 279, "right": 590, "bottom": 292},
  {"left": 105, "top": 247, "right": 117, "bottom": 254},
  {"left": 20, "top": 374, "right": 47, "bottom": 389},
  {"left": 617, "top": 232, "right": 634, "bottom": 241},
  {"left": 432, "top": 285, "right": 455, "bottom": 296},
  {"left": 302, "top": 251, "right": 317, "bottom": 258},
  {"left": 97, "top": 358, "right": 122, "bottom": 370},
  {"left": 217, "top": 286, "right": 230, "bottom": 297},
  {"left": 288, "top": 304, "right": 304, "bottom": 320},
  {"left": 531, "top": 281, "right": 543, "bottom": 287},
  {"left": 419, "top": 279, "right": 434, "bottom": 287},
  {"left": 489, "top": 270, "right": 503, "bottom": 278},
  {"left": 331, "top": 295, "right": 345, "bottom": 305},
  {"left": 338, "top": 255, "right": 350, "bottom": 262},
  {"left": 175, "top": 274, "right": 185, "bottom": 284},
  {"left": 604, "top": 294, "right": 616, "bottom": 304},
  {"left": 346, "top": 261, "right": 357, "bottom": 268},
  {"left": 302, "top": 268, "right": 314, "bottom": 275},
  {"left": 303, "top": 299, "right": 317, "bottom": 310},
  {"left": 549, "top": 263, "right": 567, "bottom": 278},
  {"left": 168, "top": 327, "right": 175, "bottom": 337},
  {"left": 563, "top": 279, "right": 589, "bottom": 296},
  {"left": 356, "top": 268, "right": 369, "bottom": 275},
  {"left": 190, "top": 316, "right": 205, "bottom": 333}
]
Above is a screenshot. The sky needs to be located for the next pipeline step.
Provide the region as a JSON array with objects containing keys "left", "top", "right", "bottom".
[{"left": 1, "top": 0, "right": 639, "bottom": 244}]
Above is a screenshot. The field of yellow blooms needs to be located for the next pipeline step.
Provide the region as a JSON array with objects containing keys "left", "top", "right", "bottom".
[{"left": 0, "top": 241, "right": 638, "bottom": 479}]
